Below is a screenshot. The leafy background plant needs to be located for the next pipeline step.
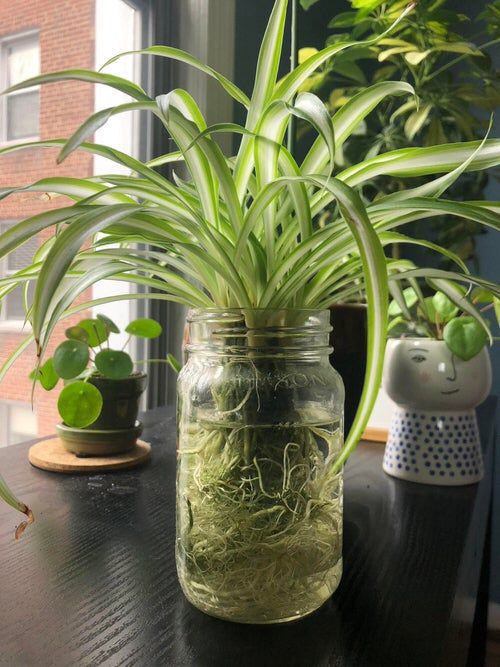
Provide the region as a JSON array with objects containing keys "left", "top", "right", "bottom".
[{"left": 299, "top": 0, "right": 500, "bottom": 269}]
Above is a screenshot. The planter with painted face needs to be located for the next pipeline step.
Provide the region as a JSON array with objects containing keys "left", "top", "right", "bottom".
[{"left": 382, "top": 338, "right": 491, "bottom": 485}]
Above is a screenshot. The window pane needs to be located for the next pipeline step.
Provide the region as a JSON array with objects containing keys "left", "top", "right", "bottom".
[
  {"left": 4, "top": 283, "right": 35, "bottom": 320},
  {"left": 0, "top": 224, "right": 37, "bottom": 320},
  {"left": 8, "top": 404, "right": 38, "bottom": 445},
  {"left": 6, "top": 230, "right": 38, "bottom": 271},
  {"left": 6, "top": 38, "right": 40, "bottom": 86},
  {"left": 6, "top": 90, "right": 39, "bottom": 140}
]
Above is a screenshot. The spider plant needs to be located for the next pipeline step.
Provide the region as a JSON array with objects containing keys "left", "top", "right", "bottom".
[{"left": 0, "top": 0, "right": 499, "bottom": 535}]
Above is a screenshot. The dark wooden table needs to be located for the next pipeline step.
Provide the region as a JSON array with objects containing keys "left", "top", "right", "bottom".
[{"left": 0, "top": 398, "right": 496, "bottom": 667}]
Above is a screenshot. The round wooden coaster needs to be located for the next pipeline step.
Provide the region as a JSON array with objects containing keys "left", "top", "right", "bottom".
[{"left": 28, "top": 438, "right": 151, "bottom": 473}]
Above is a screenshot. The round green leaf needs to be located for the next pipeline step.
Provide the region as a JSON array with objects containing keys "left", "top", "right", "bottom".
[
  {"left": 443, "top": 317, "right": 488, "bottom": 361},
  {"left": 30, "top": 358, "right": 59, "bottom": 391},
  {"left": 58, "top": 381, "right": 103, "bottom": 428},
  {"left": 53, "top": 340, "right": 89, "bottom": 379},
  {"left": 388, "top": 287, "right": 418, "bottom": 316},
  {"left": 432, "top": 291, "right": 459, "bottom": 322},
  {"left": 65, "top": 326, "right": 89, "bottom": 342},
  {"left": 125, "top": 318, "right": 162, "bottom": 339},
  {"left": 97, "top": 313, "right": 120, "bottom": 334},
  {"left": 78, "top": 318, "right": 109, "bottom": 347},
  {"left": 95, "top": 349, "right": 133, "bottom": 379}
]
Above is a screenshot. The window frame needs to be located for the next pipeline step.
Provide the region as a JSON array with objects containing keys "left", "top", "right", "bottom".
[
  {"left": 146, "top": 0, "right": 236, "bottom": 409},
  {"left": 0, "top": 30, "right": 40, "bottom": 146}
]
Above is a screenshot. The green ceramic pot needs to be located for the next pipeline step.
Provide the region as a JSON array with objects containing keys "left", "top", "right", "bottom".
[
  {"left": 87, "top": 373, "right": 147, "bottom": 430},
  {"left": 57, "top": 420, "right": 143, "bottom": 457}
]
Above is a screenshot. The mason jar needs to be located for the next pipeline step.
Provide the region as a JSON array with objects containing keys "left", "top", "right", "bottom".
[{"left": 176, "top": 308, "right": 344, "bottom": 624}]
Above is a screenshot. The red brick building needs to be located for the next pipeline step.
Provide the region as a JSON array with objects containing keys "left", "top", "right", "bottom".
[{"left": 0, "top": 0, "right": 142, "bottom": 442}]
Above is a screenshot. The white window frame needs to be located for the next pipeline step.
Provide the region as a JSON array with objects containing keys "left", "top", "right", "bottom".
[
  {"left": 0, "top": 221, "right": 33, "bottom": 332},
  {"left": 92, "top": 0, "right": 151, "bottom": 361},
  {"left": 0, "top": 30, "right": 40, "bottom": 146},
  {"left": 0, "top": 399, "right": 37, "bottom": 447}
]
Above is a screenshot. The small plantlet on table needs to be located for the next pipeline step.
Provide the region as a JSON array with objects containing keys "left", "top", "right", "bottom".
[{"left": 31, "top": 315, "right": 163, "bottom": 428}]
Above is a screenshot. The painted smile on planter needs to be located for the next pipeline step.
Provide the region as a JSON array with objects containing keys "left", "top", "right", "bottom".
[{"left": 441, "top": 388, "right": 459, "bottom": 395}]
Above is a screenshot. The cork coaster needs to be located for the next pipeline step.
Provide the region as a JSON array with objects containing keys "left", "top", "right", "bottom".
[{"left": 28, "top": 438, "right": 151, "bottom": 473}]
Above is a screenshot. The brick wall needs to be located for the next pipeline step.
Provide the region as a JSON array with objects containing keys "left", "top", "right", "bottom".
[{"left": 0, "top": 0, "right": 95, "bottom": 438}]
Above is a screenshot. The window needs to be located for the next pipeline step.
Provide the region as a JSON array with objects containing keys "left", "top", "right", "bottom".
[
  {"left": 0, "top": 33, "right": 40, "bottom": 143},
  {"left": 0, "top": 401, "right": 37, "bottom": 447},
  {"left": 0, "top": 223, "right": 36, "bottom": 324}
]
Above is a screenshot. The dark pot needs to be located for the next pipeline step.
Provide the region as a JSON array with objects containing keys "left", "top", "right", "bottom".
[
  {"left": 57, "top": 421, "right": 143, "bottom": 457},
  {"left": 329, "top": 304, "right": 367, "bottom": 437},
  {"left": 87, "top": 373, "right": 148, "bottom": 430}
]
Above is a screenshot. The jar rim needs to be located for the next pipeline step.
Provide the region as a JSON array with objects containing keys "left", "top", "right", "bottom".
[
  {"left": 186, "top": 308, "right": 332, "bottom": 356},
  {"left": 187, "top": 307, "right": 330, "bottom": 321}
]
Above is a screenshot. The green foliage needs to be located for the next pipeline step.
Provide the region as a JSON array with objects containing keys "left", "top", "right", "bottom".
[
  {"left": 30, "top": 314, "right": 162, "bottom": 427},
  {"left": 388, "top": 286, "right": 418, "bottom": 315},
  {"left": 95, "top": 349, "right": 134, "bottom": 379},
  {"left": 166, "top": 353, "right": 182, "bottom": 374},
  {"left": 57, "top": 381, "right": 103, "bottom": 428},
  {"left": 29, "top": 358, "right": 59, "bottom": 391},
  {"left": 443, "top": 316, "right": 488, "bottom": 360},
  {"left": 300, "top": 0, "right": 321, "bottom": 9},
  {"left": 125, "top": 318, "right": 163, "bottom": 338},
  {"left": 388, "top": 286, "right": 496, "bottom": 359},
  {"left": 53, "top": 340, "right": 89, "bottom": 379},
  {"left": 300, "top": 0, "right": 500, "bottom": 266},
  {"left": 432, "top": 291, "right": 459, "bottom": 321},
  {"left": 97, "top": 313, "right": 120, "bottom": 333},
  {"left": 65, "top": 325, "right": 89, "bottom": 342},
  {"left": 78, "top": 318, "right": 109, "bottom": 347}
]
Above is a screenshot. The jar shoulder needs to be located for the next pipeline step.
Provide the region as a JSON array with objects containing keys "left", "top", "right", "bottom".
[{"left": 178, "top": 359, "right": 344, "bottom": 413}]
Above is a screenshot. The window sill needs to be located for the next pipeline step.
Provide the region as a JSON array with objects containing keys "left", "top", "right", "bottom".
[{"left": 0, "top": 321, "right": 32, "bottom": 333}]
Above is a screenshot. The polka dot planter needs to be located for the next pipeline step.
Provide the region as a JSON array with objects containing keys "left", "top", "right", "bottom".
[
  {"left": 382, "top": 338, "right": 491, "bottom": 487},
  {"left": 383, "top": 408, "right": 483, "bottom": 485}
]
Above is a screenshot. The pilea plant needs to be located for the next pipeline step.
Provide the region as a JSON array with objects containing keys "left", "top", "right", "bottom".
[
  {"left": 388, "top": 286, "right": 499, "bottom": 360},
  {"left": 31, "top": 315, "right": 163, "bottom": 428}
]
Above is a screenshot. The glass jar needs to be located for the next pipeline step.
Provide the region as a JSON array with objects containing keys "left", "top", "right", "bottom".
[{"left": 176, "top": 309, "right": 344, "bottom": 624}]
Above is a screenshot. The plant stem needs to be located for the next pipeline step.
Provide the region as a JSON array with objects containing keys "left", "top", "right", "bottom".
[
  {"left": 479, "top": 303, "right": 495, "bottom": 313},
  {"left": 423, "top": 37, "right": 500, "bottom": 83}
]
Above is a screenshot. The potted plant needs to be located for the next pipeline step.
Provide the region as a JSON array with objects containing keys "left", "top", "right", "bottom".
[
  {"left": 383, "top": 286, "right": 497, "bottom": 484},
  {"left": 31, "top": 315, "right": 162, "bottom": 456},
  {"left": 0, "top": 0, "right": 499, "bottom": 619}
]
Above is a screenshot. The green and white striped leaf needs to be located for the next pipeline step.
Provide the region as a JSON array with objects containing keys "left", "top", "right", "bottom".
[
  {"left": 32, "top": 205, "right": 144, "bottom": 349},
  {"left": 3, "top": 69, "right": 150, "bottom": 101},
  {"left": 57, "top": 101, "right": 159, "bottom": 163},
  {"left": 100, "top": 45, "right": 250, "bottom": 107}
]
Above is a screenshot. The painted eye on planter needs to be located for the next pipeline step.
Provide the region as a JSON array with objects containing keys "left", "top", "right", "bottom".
[{"left": 411, "top": 354, "right": 427, "bottom": 363}]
